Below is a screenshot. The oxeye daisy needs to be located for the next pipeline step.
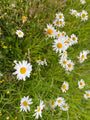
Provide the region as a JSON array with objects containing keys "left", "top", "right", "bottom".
[
  {"left": 20, "top": 96, "right": 33, "bottom": 112},
  {"left": 61, "top": 103, "right": 69, "bottom": 111},
  {"left": 71, "top": 34, "right": 78, "bottom": 45},
  {"left": 45, "top": 24, "right": 56, "bottom": 38},
  {"left": 13, "top": 60, "right": 32, "bottom": 81},
  {"left": 56, "top": 31, "right": 61, "bottom": 38},
  {"left": 81, "top": 10, "right": 88, "bottom": 21},
  {"left": 78, "top": 50, "right": 89, "bottom": 63},
  {"left": 59, "top": 57, "right": 67, "bottom": 68},
  {"left": 33, "top": 100, "right": 45, "bottom": 119},
  {"left": 56, "top": 97, "right": 65, "bottom": 107},
  {"left": 61, "top": 81, "right": 69, "bottom": 93},
  {"left": 78, "top": 79, "right": 85, "bottom": 89},
  {"left": 22, "top": 16, "right": 27, "bottom": 23},
  {"left": 66, "top": 60, "right": 74, "bottom": 71},
  {"left": 80, "top": 0, "right": 86, "bottom": 4},
  {"left": 52, "top": 38, "right": 67, "bottom": 53},
  {"left": 61, "top": 31, "right": 66, "bottom": 37},
  {"left": 59, "top": 19, "right": 65, "bottom": 27},
  {"left": 16, "top": 30, "right": 24, "bottom": 38},
  {"left": 73, "top": 10, "right": 80, "bottom": 18},
  {"left": 56, "top": 12, "right": 64, "bottom": 20},
  {"left": 53, "top": 19, "right": 60, "bottom": 27},
  {"left": 84, "top": 91, "right": 90, "bottom": 99},
  {"left": 36, "top": 60, "right": 44, "bottom": 65},
  {"left": 50, "top": 101, "right": 57, "bottom": 109}
]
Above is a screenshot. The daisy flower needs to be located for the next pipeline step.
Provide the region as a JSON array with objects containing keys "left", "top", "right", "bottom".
[
  {"left": 45, "top": 24, "right": 56, "bottom": 38},
  {"left": 78, "top": 79, "right": 85, "bottom": 89},
  {"left": 59, "top": 56, "right": 67, "bottom": 68},
  {"left": 78, "top": 50, "right": 89, "bottom": 63},
  {"left": 52, "top": 38, "right": 67, "bottom": 53},
  {"left": 73, "top": 10, "right": 80, "bottom": 18},
  {"left": 56, "top": 31, "right": 61, "bottom": 38},
  {"left": 50, "top": 101, "right": 57, "bottom": 109},
  {"left": 16, "top": 30, "right": 24, "bottom": 38},
  {"left": 80, "top": 0, "right": 86, "bottom": 4},
  {"left": 81, "top": 10, "right": 88, "bottom": 21},
  {"left": 71, "top": 34, "right": 78, "bottom": 45},
  {"left": 36, "top": 60, "right": 44, "bottom": 66},
  {"left": 56, "top": 12, "right": 64, "bottom": 20},
  {"left": 59, "top": 51, "right": 67, "bottom": 58},
  {"left": 61, "top": 81, "right": 69, "bottom": 93},
  {"left": 61, "top": 103, "right": 69, "bottom": 111},
  {"left": 56, "top": 97, "right": 65, "bottom": 107},
  {"left": 13, "top": 60, "right": 32, "bottom": 81},
  {"left": 20, "top": 96, "right": 33, "bottom": 112},
  {"left": 53, "top": 19, "right": 60, "bottom": 27},
  {"left": 22, "top": 16, "right": 27, "bottom": 23},
  {"left": 33, "top": 100, "right": 45, "bottom": 119},
  {"left": 53, "top": 19, "right": 65, "bottom": 27},
  {"left": 66, "top": 60, "right": 74, "bottom": 71},
  {"left": 84, "top": 91, "right": 90, "bottom": 99},
  {"left": 61, "top": 31, "right": 66, "bottom": 37}
]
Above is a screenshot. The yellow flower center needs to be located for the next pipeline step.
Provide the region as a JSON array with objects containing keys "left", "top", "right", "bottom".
[
  {"left": 81, "top": 55, "right": 85, "bottom": 59},
  {"left": 47, "top": 29, "right": 53, "bottom": 35},
  {"left": 58, "top": 100, "right": 61, "bottom": 103},
  {"left": 22, "top": 16, "right": 26, "bottom": 20},
  {"left": 62, "top": 33, "right": 65, "bottom": 36},
  {"left": 38, "top": 107, "right": 41, "bottom": 112},
  {"left": 20, "top": 67, "right": 26, "bottom": 74},
  {"left": 63, "top": 61, "right": 67, "bottom": 64},
  {"left": 23, "top": 101, "right": 28, "bottom": 107},
  {"left": 63, "top": 105, "right": 66, "bottom": 108},
  {"left": 68, "top": 64, "right": 72, "bottom": 68},
  {"left": 60, "top": 21, "right": 62, "bottom": 24},
  {"left": 58, "top": 33, "right": 60, "bottom": 37},
  {"left": 63, "top": 84, "right": 66, "bottom": 89},
  {"left": 56, "top": 21, "right": 59, "bottom": 25},
  {"left": 80, "top": 82, "right": 83, "bottom": 85},
  {"left": 72, "top": 37, "right": 76, "bottom": 41},
  {"left": 86, "top": 94, "right": 89, "bottom": 97},
  {"left": 74, "top": 12, "right": 77, "bottom": 15},
  {"left": 59, "top": 15, "right": 62, "bottom": 19},
  {"left": 82, "top": 14, "right": 86, "bottom": 18},
  {"left": 57, "top": 43, "right": 62, "bottom": 48},
  {"left": 51, "top": 102, "right": 55, "bottom": 105},
  {"left": 18, "top": 32, "right": 22, "bottom": 35},
  {"left": 64, "top": 41, "right": 68, "bottom": 43},
  {"left": 68, "top": 38, "right": 71, "bottom": 41}
]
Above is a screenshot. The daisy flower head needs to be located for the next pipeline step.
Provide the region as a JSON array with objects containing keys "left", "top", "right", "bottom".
[
  {"left": 78, "top": 50, "right": 89, "bottom": 63},
  {"left": 56, "top": 12, "right": 64, "bottom": 20},
  {"left": 36, "top": 60, "right": 44, "bottom": 66},
  {"left": 59, "top": 56, "right": 67, "bottom": 68},
  {"left": 61, "top": 103, "right": 69, "bottom": 111},
  {"left": 84, "top": 91, "right": 90, "bottom": 99},
  {"left": 66, "top": 60, "right": 74, "bottom": 71},
  {"left": 78, "top": 79, "right": 85, "bottom": 89},
  {"left": 22, "top": 16, "right": 27, "bottom": 23},
  {"left": 45, "top": 24, "right": 56, "bottom": 38},
  {"left": 56, "top": 31, "right": 61, "bottom": 38},
  {"left": 16, "top": 30, "right": 24, "bottom": 38},
  {"left": 13, "top": 60, "right": 32, "bottom": 81},
  {"left": 20, "top": 96, "right": 33, "bottom": 112},
  {"left": 73, "top": 10, "right": 80, "bottom": 18},
  {"left": 80, "top": 0, "right": 86, "bottom": 4},
  {"left": 61, "top": 31, "right": 66, "bottom": 37},
  {"left": 81, "top": 10, "right": 88, "bottom": 21},
  {"left": 71, "top": 34, "right": 78, "bottom": 45},
  {"left": 52, "top": 38, "right": 67, "bottom": 53},
  {"left": 33, "top": 100, "right": 45, "bottom": 119},
  {"left": 50, "top": 101, "right": 57, "bottom": 109},
  {"left": 56, "top": 97, "right": 65, "bottom": 107},
  {"left": 61, "top": 81, "right": 69, "bottom": 93}
]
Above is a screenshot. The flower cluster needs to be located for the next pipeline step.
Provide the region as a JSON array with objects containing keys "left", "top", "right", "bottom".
[
  {"left": 70, "top": 9, "right": 88, "bottom": 21},
  {"left": 53, "top": 12, "right": 65, "bottom": 27},
  {"left": 50, "top": 97, "right": 69, "bottom": 111},
  {"left": 36, "top": 58, "right": 47, "bottom": 66}
]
